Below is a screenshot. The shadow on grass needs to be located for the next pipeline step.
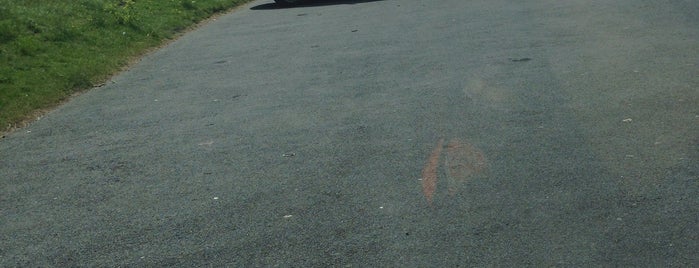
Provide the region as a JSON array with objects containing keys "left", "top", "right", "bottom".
[{"left": 251, "top": 0, "right": 384, "bottom": 10}]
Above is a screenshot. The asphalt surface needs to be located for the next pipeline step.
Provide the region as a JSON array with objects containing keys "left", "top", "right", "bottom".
[{"left": 1, "top": 0, "right": 698, "bottom": 266}]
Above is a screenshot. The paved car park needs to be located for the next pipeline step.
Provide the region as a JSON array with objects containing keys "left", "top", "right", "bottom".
[{"left": 1, "top": 0, "right": 697, "bottom": 266}]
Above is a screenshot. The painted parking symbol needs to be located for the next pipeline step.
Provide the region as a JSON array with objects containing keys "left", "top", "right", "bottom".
[{"left": 421, "top": 138, "right": 488, "bottom": 205}]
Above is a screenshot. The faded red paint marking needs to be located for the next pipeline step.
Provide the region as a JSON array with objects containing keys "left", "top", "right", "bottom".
[
  {"left": 421, "top": 139, "right": 444, "bottom": 205},
  {"left": 444, "top": 139, "right": 487, "bottom": 196}
]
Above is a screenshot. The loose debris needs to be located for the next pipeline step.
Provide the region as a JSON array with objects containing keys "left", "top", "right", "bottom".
[{"left": 509, "top": 57, "right": 532, "bottom": 62}]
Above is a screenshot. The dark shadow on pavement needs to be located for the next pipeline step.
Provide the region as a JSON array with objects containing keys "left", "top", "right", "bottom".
[{"left": 251, "top": 0, "right": 384, "bottom": 10}]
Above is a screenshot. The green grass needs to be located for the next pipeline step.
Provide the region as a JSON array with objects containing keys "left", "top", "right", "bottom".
[{"left": 0, "top": 0, "right": 252, "bottom": 132}]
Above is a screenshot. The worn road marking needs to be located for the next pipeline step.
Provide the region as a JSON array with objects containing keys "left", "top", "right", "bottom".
[
  {"left": 420, "top": 138, "right": 488, "bottom": 205},
  {"left": 444, "top": 139, "right": 487, "bottom": 196},
  {"left": 421, "top": 139, "right": 444, "bottom": 205}
]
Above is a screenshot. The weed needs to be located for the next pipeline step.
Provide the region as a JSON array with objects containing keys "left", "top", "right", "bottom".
[
  {"left": 182, "top": 0, "right": 198, "bottom": 10},
  {"left": 0, "top": 20, "right": 18, "bottom": 44},
  {"left": 14, "top": 36, "right": 43, "bottom": 56},
  {"left": 104, "top": 0, "right": 139, "bottom": 26},
  {"left": 25, "top": 19, "right": 42, "bottom": 34}
]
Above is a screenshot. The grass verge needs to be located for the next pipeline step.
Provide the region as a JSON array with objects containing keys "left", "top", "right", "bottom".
[{"left": 0, "top": 0, "right": 253, "bottom": 134}]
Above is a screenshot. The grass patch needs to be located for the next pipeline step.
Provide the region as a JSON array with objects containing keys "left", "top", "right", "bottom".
[{"left": 0, "top": 0, "right": 253, "bottom": 132}]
